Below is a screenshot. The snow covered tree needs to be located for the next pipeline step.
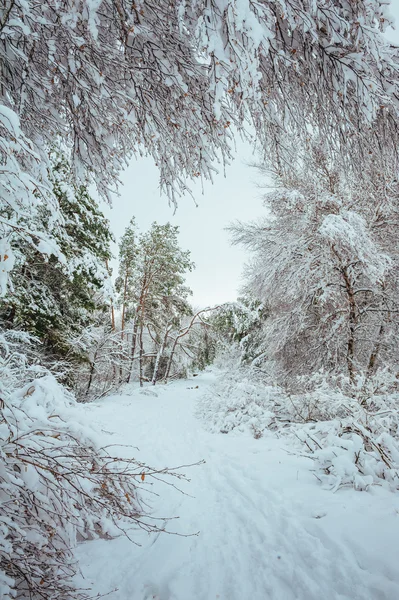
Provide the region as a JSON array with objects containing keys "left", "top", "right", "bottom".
[
  {"left": 115, "top": 218, "right": 139, "bottom": 339},
  {"left": 210, "top": 298, "right": 268, "bottom": 363},
  {"left": 115, "top": 221, "right": 194, "bottom": 384},
  {"left": 80, "top": 221, "right": 196, "bottom": 392},
  {"left": 2, "top": 0, "right": 399, "bottom": 291},
  {"left": 230, "top": 143, "right": 399, "bottom": 387},
  {"left": 132, "top": 223, "right": 194, "bottom": 385},
  {"left": 148, "top": 296, "right": 194, "bottom": 385},
  {"left": 114, "top": 218, "right": 140, "bottom": 383},
  {"left": 130, "top": 224, "right": 188, "bottom": 382},
  {"left": 72, "top": 321, "right": 132, "bottom": 399},
  {"left": 189, "top": 319, "right": 217, "bottom": 373},
  {"left": 0, "top": 152, "right": 114, "bottom": 381}
]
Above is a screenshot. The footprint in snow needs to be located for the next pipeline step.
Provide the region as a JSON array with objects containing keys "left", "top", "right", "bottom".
[
  {"left": 142, "top": 582, "right": 163, "bottom": 600},
  {"left": 312, "top": 510, "right": 327, "bottom": 519},
  {"left": 139, "top": 389, "right": 158, "bottom": 397}
]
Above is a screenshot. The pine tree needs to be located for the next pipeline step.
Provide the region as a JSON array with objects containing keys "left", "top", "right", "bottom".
[
  {"left": 135, "top": 223, "right": 194, "bottom": 385},
  {"left": 115, "top": 221, "right": 194, "bottom": 385},
  {"left": 0, "top": 152, "right": 114, "bottom": 379},
  {"left": 115, "top": 218, "right": 139, "bottom": 338},
  {"left": 114, "top": 218, "right": 140, "bottom": 382}
]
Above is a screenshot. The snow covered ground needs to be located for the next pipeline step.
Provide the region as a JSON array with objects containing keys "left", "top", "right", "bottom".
[{"left": 76, "top": 372, "right": 399, "bottom": 600}]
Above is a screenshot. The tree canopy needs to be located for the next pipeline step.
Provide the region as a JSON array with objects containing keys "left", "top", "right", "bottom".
[{"left": 2, "top": 0, "right": 399, "bottom": 293}]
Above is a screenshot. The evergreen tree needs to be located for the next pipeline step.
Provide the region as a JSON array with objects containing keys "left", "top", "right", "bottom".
[
  {"left": 115, "top": 221, "right": 194, "bottom": 385},
  {"left": 0, "top": 152, "right": 114, "bottom": 377},
  {"left": 135, "top": 223, "right": 194, "bottom": 385},
  {"left": 115, "top": 218, "right": 139, "bottom": 337}
]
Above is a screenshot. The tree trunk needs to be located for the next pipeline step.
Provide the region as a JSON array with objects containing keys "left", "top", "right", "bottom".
[
  {"left": 151, "top": 325, "right": 171, "bottom": 385},
  {"left": 163, "top": 307, "right": 217, "bottom": 383},
  {"left": 121, "top": 271, "right": 129, "bottom": 340},
  {"left": 127, "top": 318, "right": 138, "bottom": 383},
  {"left": 366, "top": 323, "right": 385, "bottom": 379},
  {"left": 86, "top": 347, "right": 99, "bottom": 397},
  {"left": 139, "top": 321, "right": 145, "bottom": 387},
  {"left": 86, "top": 361, "right": 96, "bottom": 397},
  {"left": 137, "top": 281, "right": 150, "bottom": 388},
  {"left": 110, "top": 303, "right": 116, "bottom": 331},
  {"left": 118, "top": 270, "right": 130, "bottom": 382},
  {"left": 164, "top": 337, "right": 179, "bottom": 383},
  {"left": 341, "top": 265, "right": 358, "bottom": 384},
  {"left": 106, "top": 259, "right": 116, "bottom": 332}
]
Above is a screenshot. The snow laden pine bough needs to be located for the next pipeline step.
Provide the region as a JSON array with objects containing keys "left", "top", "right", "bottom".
[{"left": 0, "top": 366, "right": 197, "bottom": 600}]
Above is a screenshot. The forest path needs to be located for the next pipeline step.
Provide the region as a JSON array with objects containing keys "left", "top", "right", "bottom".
[{"left": 77, "top": 372, "right": 399, "bottom": 600}]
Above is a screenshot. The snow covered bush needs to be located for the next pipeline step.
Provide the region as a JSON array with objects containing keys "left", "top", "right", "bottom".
[
  {"left": 199, "top": 349, "right": 355, "bottom": 437},
  {"left": 197, "top": 363, "right": 343, "bottom": 437},
  {"left": 0, "top": 332, "right": 190, "bottom": 600},
  {"left": 201, "top": 354, "right": 399, "bottom": 492},
  {"left": 197, "top": 369, "right": 277, "bottom": 437},
  {"left": 197, "top": 349, "right": 285, "bottom": 437},
  {"left": 288, "top": 370, "right": 399, "bottom": 491},
  {"left": 295, "top": 403, "right": 399, "bottom": 492}
]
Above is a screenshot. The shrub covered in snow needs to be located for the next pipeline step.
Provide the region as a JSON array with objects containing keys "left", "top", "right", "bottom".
[
  {"left": 198, "top": 353, "right": 350, "bottom": 437},
  {"left": 199, "top": 359, "right": 399, "bottom": 492},
  {"left": 197, "top": 368, "right": 280, "bottom": 437},
  {"left": 197, "top": 350, "right": 286, "bottom": 437},
  {"left": 293, "top": 392, "right": 399, "bottom": 492},
  {"left": 282, "top": 371, "right": 399, "bottom": 491}
]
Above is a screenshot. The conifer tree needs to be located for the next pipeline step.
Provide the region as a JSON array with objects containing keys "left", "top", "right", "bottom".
[
  {"left": 0, "top": 152, "right": 114, "bottom": 378},
  {"left": 115, "top": 218, "right": 139, "bottom": 339},
  {"left": 135, "top": 223, "right": 194, "bottom": 385},
  {"left": 115, "top": 221, "right": 194, "bottom": 384}
]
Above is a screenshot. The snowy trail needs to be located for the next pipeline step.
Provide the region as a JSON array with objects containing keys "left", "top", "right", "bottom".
[{"left": 77, "top": 373, "right": 399, "bottom": 600}]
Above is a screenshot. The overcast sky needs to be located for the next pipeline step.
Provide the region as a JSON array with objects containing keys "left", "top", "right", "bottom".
[
  {"left": 101, "top": 5, "right": 399, "bottom": 308},
  {"left": 101, "top": 137, "right": 265, "bottom": 307}
]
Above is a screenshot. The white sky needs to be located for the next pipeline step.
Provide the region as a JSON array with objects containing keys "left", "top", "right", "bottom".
[
  {"left": 101, "top": 138, "right": 265, "bottom": 307},
  {"left": 102, "top": 4, "right": 399, "bottom": 308}
]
